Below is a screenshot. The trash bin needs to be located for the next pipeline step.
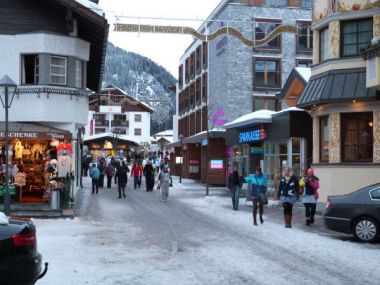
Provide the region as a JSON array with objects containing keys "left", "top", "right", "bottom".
[{"left": 51, "top": 190, "right": 60, "bottom": 210}]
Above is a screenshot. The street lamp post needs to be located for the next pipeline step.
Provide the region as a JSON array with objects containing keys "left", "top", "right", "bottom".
[
  {"left": 0, "top": 75, "right": 18, "bottom": 216},
  {"left": 179, "top": 135, "right": 184, "bottom": 183}
]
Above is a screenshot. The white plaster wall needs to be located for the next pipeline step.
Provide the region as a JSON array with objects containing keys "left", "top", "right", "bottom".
[
  {"left": 313, "top": 165, "right": 380, "bottom": 202},
  {"left": 0, "top": 93, "right": 89, "bottom": 126},
  {"left": 0, "top": 33, "right": 90, "bottom": 84},
  {"left": 128, "top": 112, "right": 150, "bottom": 143}
]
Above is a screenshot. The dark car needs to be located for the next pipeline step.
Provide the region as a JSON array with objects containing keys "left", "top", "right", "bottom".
[
  {"left": 0, "top": 213, "right": 48, "bottom": 285},
  {"left": 323, "top": 183, "right": 380, "bottom": 242}
]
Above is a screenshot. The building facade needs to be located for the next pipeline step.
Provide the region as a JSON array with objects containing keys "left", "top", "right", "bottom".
[
  {"left": 0, "top": 0, "right": 108, "bottom": 205},
  {"left": 172, "top": 0, "right": 312, "bottom": 185},
  {"left": 85, "top": 84, "right": 153, "bottom": 158},
  {"left": 297, "top": 0, "right": 380, "bottom": 201}
]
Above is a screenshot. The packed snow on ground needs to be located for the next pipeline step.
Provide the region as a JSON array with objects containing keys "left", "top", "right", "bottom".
[{"left": 33, "top": 182, "right": 380, "bottom": 285}]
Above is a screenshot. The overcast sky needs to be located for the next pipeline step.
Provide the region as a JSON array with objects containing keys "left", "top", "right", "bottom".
[{"left": 98, "top": 0, "right": 222, "bottom": 78}]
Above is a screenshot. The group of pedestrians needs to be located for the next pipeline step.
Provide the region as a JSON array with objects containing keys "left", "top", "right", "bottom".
[
  {"left": 87, "top": 157, "right": 173, "bottom": 202},
  {"left": 228, "top": 165, "right": 320, "bottom": 228}
]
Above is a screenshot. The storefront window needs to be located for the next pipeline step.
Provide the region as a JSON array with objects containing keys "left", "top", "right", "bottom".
[
  {"left": 292, "top": 138, "right": 301, "bottom": 175},
  {"left": 320, "top": 116, "right": 329, "bottom": 162},
  {"left": 341, "top": 112, "right": 373, "bottom": 162}
]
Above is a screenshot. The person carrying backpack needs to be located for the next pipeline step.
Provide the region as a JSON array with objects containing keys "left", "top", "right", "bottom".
[
  {"left": 158, "top": 165, "right": 172, "bottom": 202},
  {"left": 106, "top": 161, "right": 115, "bottom": 189}
]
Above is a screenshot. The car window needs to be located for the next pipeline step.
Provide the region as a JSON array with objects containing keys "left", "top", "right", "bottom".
[{"left": 370, "top": 188, "right": 380, "bottom": 200}]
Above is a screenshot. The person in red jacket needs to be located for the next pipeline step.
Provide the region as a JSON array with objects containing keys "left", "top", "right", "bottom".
[{"left": 131, "top": 161, "right": 143, "bottom": 190}]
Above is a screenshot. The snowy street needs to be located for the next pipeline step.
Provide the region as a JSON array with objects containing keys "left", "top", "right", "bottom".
[{"left": 35, "top": 177, "right": 380, "bottom": 285}]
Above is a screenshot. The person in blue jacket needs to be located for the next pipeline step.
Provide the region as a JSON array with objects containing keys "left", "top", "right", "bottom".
[
  {"left": 89, "top": 163, "right": 100, "bottom": 194},
  {"left": 245, "top": 166, "right": 267, "bottom": 226}
]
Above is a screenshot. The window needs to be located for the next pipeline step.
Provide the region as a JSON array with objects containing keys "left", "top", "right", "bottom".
[
  {"left": 202, "top": 42, "right": 208, "bottom": 69},
  {"left": 253, "top": 97, "right": 276, "bottom": 111},
  {"left": 190, "top": 52, "right": 195, "bottom": 79},
  {"left": 255, "top": 20, "right": 281, "bottom": 50},
  {"left": 370, "top": 188, "right": 380, "bottom": 200},
  {"left": 22, "top": 54, "right": 39, "bottom": 84},
  {"left": 134, "top": 114, "right": 142, "bottom": 122},
  {"left": 301, "top": 0, "right": 312, "bottom": 8},
  {"left": 319, "top": 28, "right": 329, "bottom": 62},
  {"left": 320, "top": 116, "right": 329, "bottom": 162},
  {"left": 134, "top": 128, "right": 142, "bottom": 136},
  {"left": 296, "top": 59, "right": 313, "bottom": 67},
  {"left": 202, "top": 73, "right": 208, "bottom": 102},
  {"left": 341, "top": 18, "right": 373, "bottom": 57},
  {"left": 254, "top": 58, "right": 281, "bottom": 88},
  {"left": 75, "top": 60, "right": 82, "bottom": 88},
  {"left": 50, "top": 56, "right": 67, "bottom": 85},
  {"left": 196, "top": 46, "right": 202, "bottom": 75},
  {"left": 297, "top": 22, "right": 313, "bottom": 52},
  {"left": 341, "top": 112, "right": 373, "bottom": 162},
  {"left": 266, "top": 0, "right": 286, "bottom": 7},
  {"left": 178, "top": 64, "right": 183, "bottom": 89},
  {"left": 196, "top": 78, "right": 201, "bottom": 105}
]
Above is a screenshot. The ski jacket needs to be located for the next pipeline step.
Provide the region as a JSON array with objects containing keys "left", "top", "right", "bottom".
[
  {"left": 89, "top": 167, "right": 100, "bottom": 181},
  {"left": 131, "top": 165, "right": 143, "bottom": 177},
  {"left": 245, "top": 174, "right": 267, "bottom": 197}
]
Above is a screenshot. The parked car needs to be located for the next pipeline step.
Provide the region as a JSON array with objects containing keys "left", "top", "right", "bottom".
[
  {"left": 323, "top": 183, "right": 380, "bottom": 242},
  {"left": 0, "top": 212, "right": 48, "bottom": 285}
]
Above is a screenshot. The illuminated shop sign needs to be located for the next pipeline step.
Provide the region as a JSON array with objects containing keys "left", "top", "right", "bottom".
[
  {"left": 210, "top": 159, "right": 224, "bottom": 169},
  {"left": 239, "top": 127, "right": 266, "bottom": 143}
]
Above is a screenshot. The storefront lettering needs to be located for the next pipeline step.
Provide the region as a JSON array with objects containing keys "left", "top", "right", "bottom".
[
  {"left": 239, "top": 128, "right": 266, "bottom": 143},
  {"left": 0, "top": 132, "right": 38, "bottom": 139}
]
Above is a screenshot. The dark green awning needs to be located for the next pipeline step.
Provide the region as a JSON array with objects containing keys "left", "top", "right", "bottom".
[{"left": 297, "top": 68, "right": 378, "bottom": 108}]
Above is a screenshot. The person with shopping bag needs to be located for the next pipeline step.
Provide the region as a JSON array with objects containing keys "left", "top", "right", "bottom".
[
  {"left": 299, "top": 167, "right": 319, "bottom": 226},
  {"left": 245, "top": 166, "right": 268, "bottom": 226}
]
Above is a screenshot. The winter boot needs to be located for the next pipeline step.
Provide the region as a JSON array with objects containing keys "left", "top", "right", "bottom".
[
  {"left": 284, "top": 214, "right": 288, "bottom": 228},
  {"left": 288, "top": 214, "right": 292, "bottom": 228},
  {"left": 253, "top": 213, "right": 258, "bottom": 226},
  {"left": 305, "top": 217, "right": 311, "bottom": 226},
  {"left": 310, "top": 216, "right": 314, "bottom": 224},
  {"left": 259, "top": 209, "right": 264, "bottom": 224}
]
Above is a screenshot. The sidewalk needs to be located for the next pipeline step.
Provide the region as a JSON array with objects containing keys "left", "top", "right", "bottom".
[{"left": 171, "top": 175, "right": 331, "bottom": 234}]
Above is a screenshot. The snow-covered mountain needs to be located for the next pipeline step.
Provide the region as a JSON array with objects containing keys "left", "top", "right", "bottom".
[{"left": 103, "top": 43, "right": 177, "bottom": 135}]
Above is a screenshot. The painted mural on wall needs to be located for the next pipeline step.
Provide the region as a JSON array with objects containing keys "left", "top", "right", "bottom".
[{"left": 313, "top": 0, "right": 380, "bottom": 22}]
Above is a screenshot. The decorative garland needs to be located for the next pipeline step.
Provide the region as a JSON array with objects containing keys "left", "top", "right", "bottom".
[{"left": 114, "top": 23, "right": 298, "bottom": 47}]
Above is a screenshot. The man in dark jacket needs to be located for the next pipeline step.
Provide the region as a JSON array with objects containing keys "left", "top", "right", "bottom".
[
  {"left": 143, "top": 159, "right": 155, "bottom": 192},
  {"left": 116, "top": 162, "right": 130, "bottom": 199},
  {"left": 228, "top": 166, "right": 243, "bottom": 211}
]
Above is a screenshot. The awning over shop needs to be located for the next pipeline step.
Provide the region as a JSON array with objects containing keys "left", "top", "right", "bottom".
[
  {"left": 0, "top": 122, "right": 72, "bottom": 140},
  {"left": 297, "top": 68, "right": 378, "bottom": 108}
]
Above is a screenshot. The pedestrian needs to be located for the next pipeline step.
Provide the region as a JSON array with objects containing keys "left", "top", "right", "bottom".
[
  {"left": 98, "top": 159, "right": 106, "bottom": 188},
  {"left": 245, "top": 166, "right": 267, "bottom": 225},
  {"left": 155, "top": 159, "right": 161, "bottom": 174},
  {"left": 106, "top": 160, "right": 115, "bottom": 189},
  {"left": 131, "top": 162, "right": 142, "bottom": 190},
  {"left": 116, "top": 161, "right": 130, "bottom": 199},
  {"left": 228, "top": 166, "right": 243, "bottom": 211},
  {"left": 158, "top": 165, "right": 172, "bottom": 201},
  {"left": 137, "top": 161, "right": 143, "bottom": 188},
  {"left": 112, "top": 158, "right": 119, "bottom": 185},
  {"left": 82, "top": 155, "right": 89, "bottom": 177},
  {"left": 143, "top": 159, "right": 155, "bottom": 192},
  {"left": 299, "top": 168, "right": 319, "bottom": 226},
  {"left": 278, "top": 167, "right": 299, "bottom": 228},
  {"left": 89, "top": 163, "right": 100, "bottom": 194}
]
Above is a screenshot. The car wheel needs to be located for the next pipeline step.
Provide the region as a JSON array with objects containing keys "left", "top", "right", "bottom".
[{"left": 353, "top": 217, "right": 378, "bottom": 242}]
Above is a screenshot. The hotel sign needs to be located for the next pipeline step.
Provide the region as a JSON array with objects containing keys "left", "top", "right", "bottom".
[{"left": 239, "top": 127, "right": 266, "bottom": 143}]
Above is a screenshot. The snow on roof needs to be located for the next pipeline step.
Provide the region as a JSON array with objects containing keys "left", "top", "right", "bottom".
[
  {"left": 275, "top": 107, "right": 306, "bottom": 114},
  {"left": 155, "top": 130, "right": 174, "bottom": 137},
  {"left": 223, "top": 110, "right": 276, "bottom": 129},
  {"left": 84, "top": 133, "right": 141, "bottom": 146},
  {"left": 295, "top": 67, "right": 311, "bottom": 83},
  {"left": 75, "top": 0, "right": 103, "bottom": 16}
]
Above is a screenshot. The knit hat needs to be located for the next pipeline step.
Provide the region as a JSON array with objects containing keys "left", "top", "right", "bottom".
[{"left": 307, "top": 168, "right": 314, "bottom": 175}]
